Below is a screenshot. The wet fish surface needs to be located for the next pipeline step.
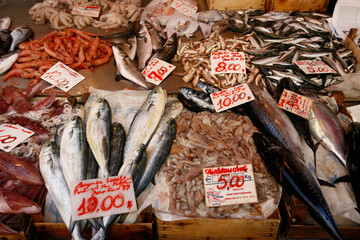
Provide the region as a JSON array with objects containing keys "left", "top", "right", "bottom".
[
  {"left": 9, "top": 26, "right": 33, "bottom": 52},
  {"left": 0, "top": 52, "right": 18, "bottom": 75}
]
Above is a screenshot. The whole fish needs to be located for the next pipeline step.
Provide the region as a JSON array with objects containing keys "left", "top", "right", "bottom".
[
  {"left": 197, "top": 82, "right": 221, "bottom": 95},
  {"left": 0, "top": 189, "right": 41, "bottom": 214},
  {"left": 39, "top": 141, "right": 84, "bottom": 240},
  {"left": 178, "top": 87, "right": 215, "bottom": 112},
  {"left": 113, "top": 46, "right": 153, "bottom": 89},
  {"left": 136, "top": 22, "right": 152, "bottom": 70},
  {"left": 118, "top": 35, "right": 137, "bottom": 61},
  {"left": 148, "top": 27, "right": 163, "bottom": 52},
  {"left": 253, "top": 132, "right": 344, "bottom": 240},
  {"left": 309, "top": 98, "right": 346, "bottom": 166},
  {"left": 60, "top": 116, "right": 88, "bottom": 188},
  {"left": 0, "top": 17, "right": 11, "bottom": 30},
  {"left": 86, "top": 98, "right": 111, "bottom": 178},
  {"left": 9, "top": 26, "right": 32, "bottom": 52},
  {"left": 0, "top": 29, "right": 12, "bottom": 56},
  {"left": 0, "top": 52, "right": 18, "bottom": 75},
  {"left": 345, "top": 122, "right": 360, "bottom": 213},
  {"left": 118, "top": 86, "right": 166, "bottom": 177},
  {"left": 109, "top": 123, "right": 126, "bottom": 176},
  {"left": 149, "top": 33, "right": 177, "bottom": 63}
]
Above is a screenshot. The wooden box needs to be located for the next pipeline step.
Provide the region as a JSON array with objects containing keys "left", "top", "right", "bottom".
[
  {"left": 206, "top": 0, "right": 267, "bottom": 10},
  {"left": 154, "top": 209, "right": 281, "bottom": 240},
  {"left": 268, "top": 0, "right": 330, "bottom": 12}
]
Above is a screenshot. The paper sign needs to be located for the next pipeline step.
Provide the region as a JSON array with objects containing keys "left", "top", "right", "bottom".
[
  {"left": 347, "top": 104, "right": 360, "bottom": 122},
  {"left": 210, "top": 83, "right": 254, "bottom": 112},
  {"left": 203, "top": 164, "right": 258, "bottom": 207},
  {"left": 295, "top": 60, "right": 336, "bottom": 74},
  {"left": 277, "top": 89, "right": 313, "bottom": 119},
  {"left": 171, "top": 0, "right": 198, "bottom": 16},
  {"left": 142, "top": 58, "right": 175, "bottom": 85},
  {"left": 41, "top": 62, "right": 85, "bottom": 92},
  {"left": 0, "top": 124, "right": 34, "bottom": 152},
  {"left": 210, "top": 51, "right": 246, "bottom": 74},
  {"left": 71, "top": 5, "right": 101, "bottom": 18},
  {"left": 71, "top": 175, "right": 137, "bottom": 221}
]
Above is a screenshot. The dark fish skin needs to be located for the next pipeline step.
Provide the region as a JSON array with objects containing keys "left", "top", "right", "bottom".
[
  {"left": 0, "top": 29, "right": 12, "bottom": 56},
  {"left": 177, "top": 93, "right": 206, "bottom": 113},
  {"left": 196, "top": 82, "right": 221, "bottom": 95},
  {"left": 253, "top": 132, "right": 344, "bottom": 240},
  {"left": 131, "top": 144, "right": 147, "bottom": 190},
  {"left": 9, "top": 27, "right": 33, "bottom": 52},
  {"left": 179, "top": 87, "right": 215, "bottom": 112},
  {"left": 149, "top": 33, "right": 177, "bottom": 63},
  {"left": 86, "top": 148, "right": 99, "bottom": 180},
  {"left": 109, "top": 123, "right": 126, "bottom": 176},
  {"left": 345, "top": 122, "right": 360, "bottom": 213}
]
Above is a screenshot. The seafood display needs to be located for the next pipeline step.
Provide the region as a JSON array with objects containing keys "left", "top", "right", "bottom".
[
  {"left": 3, "top": 29, "right": 112, "bottom": 82},
  {"left": 29, "top": 0, "right": 141, "bottom": 30}
]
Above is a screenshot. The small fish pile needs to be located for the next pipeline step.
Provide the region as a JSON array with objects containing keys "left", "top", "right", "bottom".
[
  {"left": 3, "top": 29, "right": 112, "bottom": 82},
  {"left": 29, "top": 0, "right": 141, "bottom": 30},
  {"left": 161, "top": 111, "right": 281, "bottom": 218}
]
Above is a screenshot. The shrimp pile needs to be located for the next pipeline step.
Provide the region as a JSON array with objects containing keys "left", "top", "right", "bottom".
[
  {"left": 161, "top": 111, "right": 281, "bottom": 218},
  {"left": 29, "top": 0, "right": 141, "bottom": 30},
  {"left": 3, "top": 29, "right": 112, "bottom": 82}
]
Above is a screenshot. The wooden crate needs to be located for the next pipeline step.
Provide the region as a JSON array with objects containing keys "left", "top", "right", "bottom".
[
  {"left": 154, "top": 209, "right": 281, "bottom": 240},
  {"left": 206, "top": 0, "right": 267, "bottom": 10},
  {"left": 268, "top": 0, "right": 329, "bottom": 12}
]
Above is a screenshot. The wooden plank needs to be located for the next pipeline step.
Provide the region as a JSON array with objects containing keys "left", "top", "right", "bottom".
[
  {"left": 268, "top": 0, "right": 329, "bottom": 12},
  {"left": 287, "top": 225, "right": 360, "bottom": 239},
  {"left": 0, "top": 232, "right": 26, "bottom": 240},
  {"left": 206, "top": 0, "right": 266, "bottom": 10}
]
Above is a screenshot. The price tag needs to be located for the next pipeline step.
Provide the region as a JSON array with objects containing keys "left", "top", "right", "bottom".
[
  {"left": 71, "top": 175, "right": 137, "bottom": 221},
  {"left": 142, "top": 58, "right": 175, "bottom": 85},
  {"left": 71, "top": 5, "right": 101, "bottom": 18},
  {"left": 203, "top": 164, "right": 258, "bottom": 207},
  {"left": 170, "top": 0, "right": 198, "bottom": 16},
  {"left": 210, "top": 51, "right": 246, "bottom": 74},
  {"left": 41, "top": 62, "right": 85, "bottom": 92},
  {"left": 277, "top": 89, "right": 313, "bottom": 119},
  {"left": 0, "top": 124, "right": 34, "bottom": 152},
  {"left": 295, "top": 60, "right": 336, "bottom": 74},
  {"left": 210, "top": 83, "right": 254, "bottom": 112}
]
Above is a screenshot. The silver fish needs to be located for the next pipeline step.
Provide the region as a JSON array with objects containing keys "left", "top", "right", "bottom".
[
  {"left": 148, "top": 27, "right": 163, "bottom": 52},
  {"left": 149, "top": 33, "right": 177, "bottom": 63},
  {"left": 86, "top": 98, "right": 111, "bottom": 178},
  {"left": 9, "top": 26, "right": 32, "bottom": 51},
  {"left": 39, "top": 141, "right": 84, "bottom": 240},
  {"left": 113, "top": 45, "right": 153, "bottom": 89},
  {"left": 136, "top": 22, "right": 152, "bottom": 70},
  {"left": 119, "top": 35, "right": 137, "bottom": 61},
  {"left": 0, "top": 17, "right": 11, "bottom": 30},
  {"left": 0, "top": 52, "right": 18, "bottom": 75}
]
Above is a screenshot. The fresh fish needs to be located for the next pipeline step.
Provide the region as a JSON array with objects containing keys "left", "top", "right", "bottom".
[
  {"left": 0, "top": 17, "right": 11, "bottom": 30},
  {"left": 60, "top": 116, "right": 88, "bottom": 188},
  {"left": 130, "top": 144, "right": 147, "bottom": 189},
  {"left": 0, "top": 29, "right": 12, "bottom": 56},
  {"left": 148, "top": 27, "right": 163, "bottom": 52},
  {"left": 178, "top": 87, "right": 215, "bottom": 112},
  {"left": 117, "top": 35, "right": 137, "bottom": 61},
  {"left": 100, "top": 22, "right": 135, "bottom": 44},
  {"left": 149, "top": 33, "right": 177, "bottom": 63},
  {"left": 253, "top": 132, "right": 343, "bottom": 240},
  {"left": 113, "top": 45, "right": 153, "bottom": 89},
  {"left": 86, "top": 98, "right": 112, "bottom": 178},
  {"left": 118, "top": 86, "right": 166, "bottom": 176},
  {"left": 345, "top": 122, "right": 360, "bottom": 212},
  {"left": 87, "top": 149, "right": 99, "bottom": 180},
  {"left": 39, "top": 141, "right": 84, "bottom": 240},
  {"left": 197, "top": 82, "right": 221, "bottom": 95},
  {"left": 0, "top": 189, "right": 41, "bottom": 214},
  {"left": 109, "top": 123, "right": 126, "bottom": 176},
  {"left": 212, "top": 19, "right": 230, "bottom": 34},
  {"left": 136, "top": 22, "right": 152, "bottom": 70},
  {"left": 309, "top": 97, "right": 346, "bottom": 166},
  {"left": 0, "top": 52, "right": 18, "bottom": 75},
  {"left": 9, "top": 26, "right": 33, "bottom": 52},
  {"left": 135, "top": 100, "right": 182, "bottom": 196}
]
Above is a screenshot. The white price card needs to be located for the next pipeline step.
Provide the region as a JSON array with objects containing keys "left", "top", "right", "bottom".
[
  {"left": 295, "top": 60, "right": 336, "bottom": 74},
  {"left": 210, "top": 83, "right": 254, "bottom": 112},
  {"left": 72, "top": 5, "right": 101, "bottom": 18},
  {"left": 171, "top": 0, "right": 198, "bottom": 16},
  {"left": 71, "top": 175, "right": 137, "bottom": 221},
  {"left": 210, "top": 51, "right": 246, "bottom": 74},
  {"left": 142, "top": 58, "right": 175, "bottom": 85},
  {"left": 0, "top": 124, "right": 34, "bottom": 152},
  {"left": 277, "top": 89, "right": 313, "bottom": 120},
  {"left": 41, "top": 62, "right": 85, "bottom": 92},
  {"left": 203, "top": 164, "right": 258, "bottom": 207}
]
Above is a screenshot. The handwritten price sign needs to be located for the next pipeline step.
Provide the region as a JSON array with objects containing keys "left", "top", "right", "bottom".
[
  {"left": 170, "top": 0, "right": 198, "bottom": 16},
  {"left": 70, "top": 175, "right": 137, "bottom": 221},
  {"left": 295, "top": 60, "right": 336, "bottom": 74},
  {"left": 277, "top": 89, "right": 313, "bottom": 119},
  {"left": 210, "top": 51, "right": 246, "bottom": 74},
  {"left": 142, "top": 58, "right": 175, "bottom": 85},
  {"left": 72, "top": 5, "right": 101, "bottom": 18},
  {"left": 210, "top": 83, "right": 254, "bottom": 112},
  {"left": 203, "top": 164, "right": 258, "bottom": 207},
  {"left": 41, "top": 62, "right": 85, "bottom": 92},
  {"left": 0, "top": 124, "right": 34, "bottom": 152}
]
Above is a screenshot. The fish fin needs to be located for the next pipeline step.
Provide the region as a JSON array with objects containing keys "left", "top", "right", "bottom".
[
  {"left": 333, "top": 175, "right": 350, "bottom": 184},
  {"left": 312, "top": 142, "right": 320, "bottom": 173},
  {"left": 69, "top": 218, "right": 76, "bottom": 234},
  {"left": 317, "top": 178, "right": 336, "bottom": 188}
]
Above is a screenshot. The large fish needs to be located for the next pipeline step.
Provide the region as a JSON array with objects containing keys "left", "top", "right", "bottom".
[
  {"left": 60, "top": 116, "right": 88, "bottom": 187},
  {"left": 113, "top": 45, "right": 153, "bottom": 89},
  {"left": 0, "top": 52, "right": 18, "bottom": 75},
  {"left": 309, "top": 98, "right": 346, "bottom": 166},
  {"left": 39, "top": 141, "right": 84, "bottom": 240},
  {"left": 136, "top": 22, "right": 152, "bottom": 70},
  {"left": 86, "top": 98, "right": 111, "bottom": 178},
  {"left": 149, "top": 33, "right": 177, "bottom": 63},
  {"left": 9, "top": 26, "right": 32, "bottom": 52},
  {"left": 253, "top": 132, "right": 344, "bottom": 240},
  {"left": 0, "top": 189, "right": 41, "bottom": 214},
  {"left": 109, "top": 122, "right": 126, "bottom": 176},
  {"left": 345, "top": 122, "right": 360, "bottom": 213},
  {"left": 148, "top": 27, "right": 163, "bottom": 52}
]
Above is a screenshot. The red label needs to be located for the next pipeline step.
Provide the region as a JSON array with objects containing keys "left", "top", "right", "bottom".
[
  {"left": 295, "top": 60, "right": 336, "bottom": 74},
  {"left": 142, "top": 58, "right": 175, "bottom": 85},
  {"left": 0, "top": 124, "right": 34, "bottom": 152},
  {"left": 277, "top": 89, "right": 313, "bottom": 119},
  {"left": 210, "top": 52, "right": 246, "bottom": 74},
  {"left": 171, "top": 0, "right": 198, "bottom": 16}
]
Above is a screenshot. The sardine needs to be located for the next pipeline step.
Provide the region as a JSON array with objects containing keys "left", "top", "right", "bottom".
[
  {"left": 0, "top": 29, "right": 12, "bottom": 56},
  {"left": 148, "top": 27, "right": 163, "bottom": 52},
  {"left": 86, "top": 98, "right": 111, "bottom": 178},
  {"left": 0, "top": 52, "right": 18, "bottom": 75},
  {"left": 136, "top": 22, "right": 152, "bottom": 70},
  {"left": 0, "top": 17, "right": 11, "bottom": 30},
  {"left": 109, "top": 123, "right": 126, "bottom": 176},
  {"left": 149, "top": 33, "right": 177, "bottom": 63},
  {"left": 9, "top": 26, "right": 32, "bottom": 52},
  {"left": 60, "top": 116, "right": 88, "bottom": 188},
  {"left": 113, "top": 46, "right": 153, "bottom": 89},
  {"left": 253, "top": 132, "right": 343, "bottom": 240}
]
